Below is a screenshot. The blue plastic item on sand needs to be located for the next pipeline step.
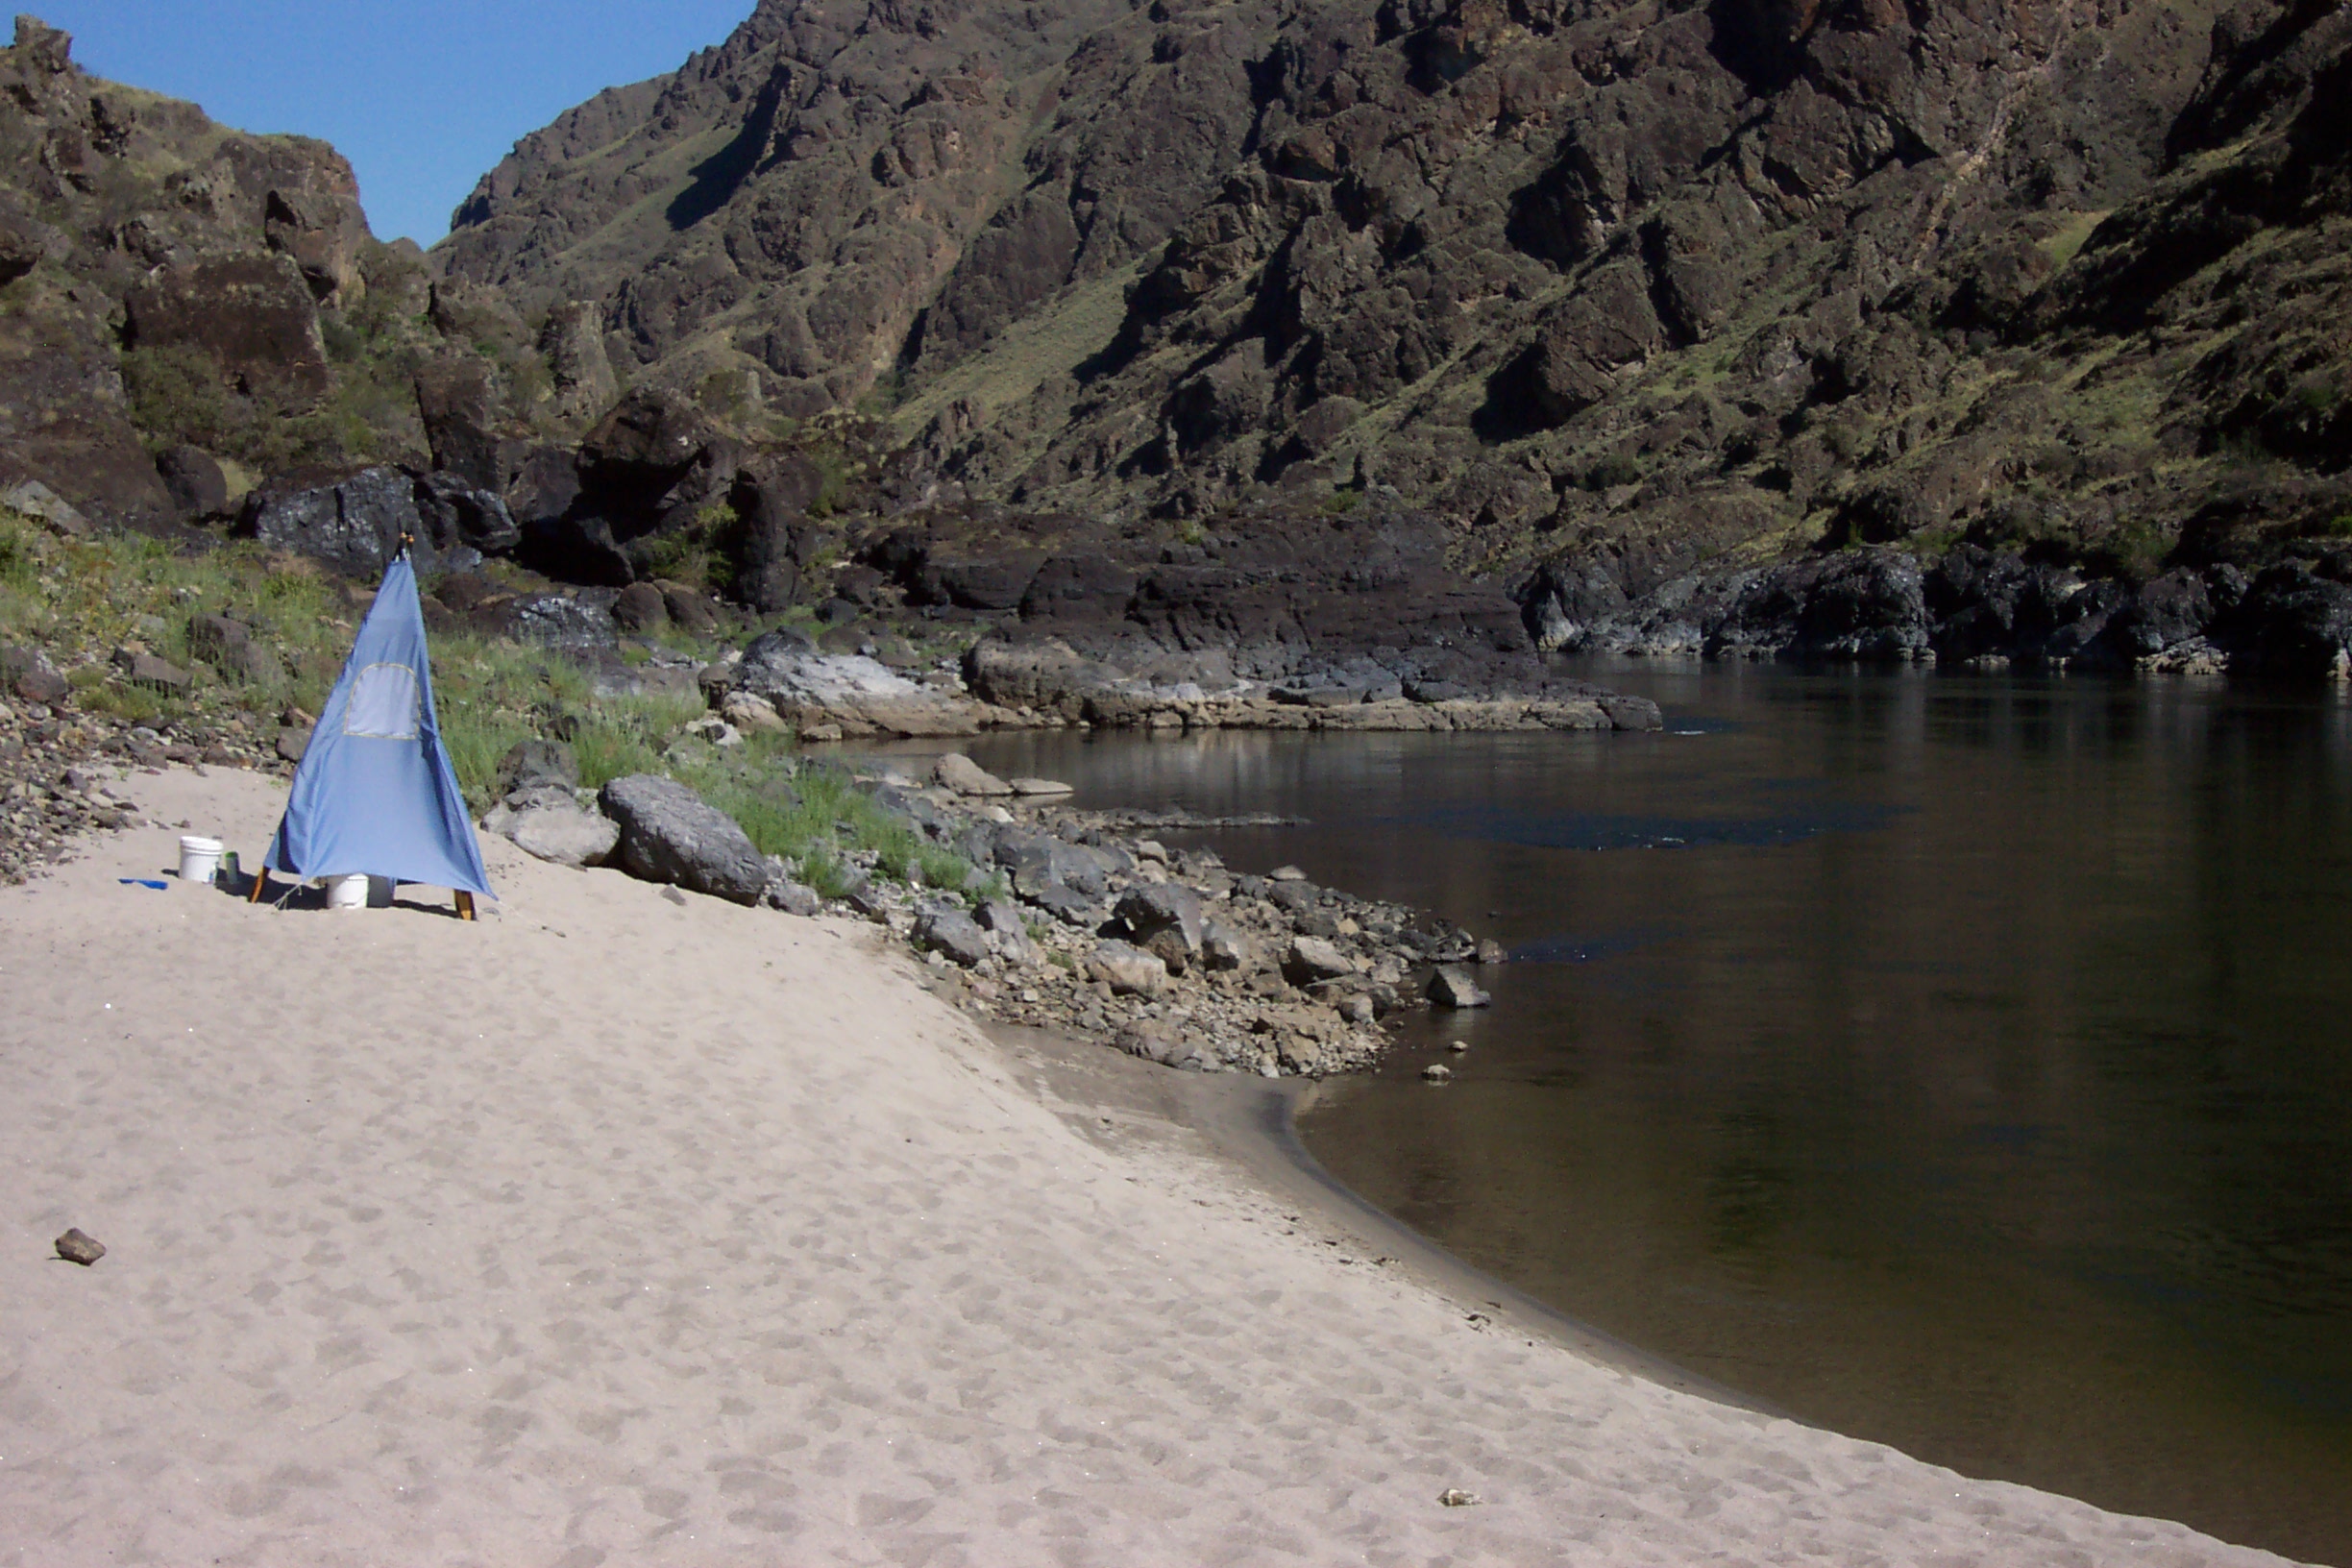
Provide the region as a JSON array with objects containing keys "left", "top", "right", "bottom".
[
  {"left": 118, "top": 878, "right": 167, "bottom": 891},
  {"left": 261, "top": 553, "right": 494, "bottom": 899}
]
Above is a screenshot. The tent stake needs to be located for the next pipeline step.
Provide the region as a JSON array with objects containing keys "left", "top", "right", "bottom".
[
  {"left": 247, "top": 869, "right": 268, "bottom": 904},
  {"left": 455, "top": 891, "right": 476, "bottom": 921}
]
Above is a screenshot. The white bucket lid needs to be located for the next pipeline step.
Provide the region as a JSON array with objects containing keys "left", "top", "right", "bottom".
[{"left": 180, "top": 836, "right": 223, "bottom": 854}]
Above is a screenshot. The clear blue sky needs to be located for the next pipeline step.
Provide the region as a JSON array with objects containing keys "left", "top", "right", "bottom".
[{"left": 38, "top": 1, "right": 755, "bottom": 246}]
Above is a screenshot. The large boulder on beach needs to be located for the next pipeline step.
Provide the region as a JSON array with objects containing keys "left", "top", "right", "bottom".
[
  {"left": 4, "top": 646, "right": 68, "bottom": 705},
  {"left": 1023, "top": 881, "right": 1100, "bottom": 925},
  {"left": 1116, "top": 1020, "right": 1214, "bottom": 1071},
  {"left": 730, "top": 630, "right": 978, "bottom": 738},
  {"left": 1202, "top": 918, "right": 1251, "bottom": 972},
  {"left": 1116, "top": 882, "right": 1205, "bottom": 972},
  {"left": 1284, "top": 936, "right": 1355, "bottom": 987},
  {"left": 1006, "top": 837, "right": 1110, "bottom": 898},
  {"left": 916, "top": 906, "right": 991, "bottom": 968},
  {"left": 975, "top": 897, "right": 1041, "bottom": 965},
  {"left": 505, "top": 803, "right": 620, "bottom": 870},
  {"left": 934, "top": 752, "right": 1014, "bottom": 796},
  {"left": 1428, "top": 966, "right": 1492, "bottom": 1009},
  {"left": 1086, "top": 941, "right": 1167, "bottom": 997},
  {"left": 597, "top": 773, "right": 766, "bottom": 904}
]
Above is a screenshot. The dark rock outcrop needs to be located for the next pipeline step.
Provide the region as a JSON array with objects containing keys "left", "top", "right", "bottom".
[
  {"left": 122, "top": 256, "right": 331, "bottom": 404},
  {"left": 235, "top": 467, "right": 515, "bottom": 577},
  {"left": 185, "top": 614, "right": 282, "bottom": 685}
]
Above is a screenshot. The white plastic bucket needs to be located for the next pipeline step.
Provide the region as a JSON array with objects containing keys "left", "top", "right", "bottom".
[
  {"left": 179, "top": 836, "right": 224, "bottom": 885},
  {"left": 327, "top": 873, "right": 370, "bottom": 911}
]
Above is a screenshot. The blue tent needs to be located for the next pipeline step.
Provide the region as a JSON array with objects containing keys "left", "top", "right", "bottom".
[{"left": 260, "top": 553, "right": 494, "bottom": 903}]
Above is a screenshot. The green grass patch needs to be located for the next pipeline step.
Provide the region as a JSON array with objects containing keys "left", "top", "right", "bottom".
[
  {"left": 0, "top": 517, "right": 35, "bottom": 592},
  {"left": 570, "top": 716, "right": 667, "bottom": 792},
  {"left": 675, "top": 756, "right": 978, "bottom": 898},
  {"left": 2039, "top": 209, "right": 2111, "bottom": 270},
  {"left": 440, "top": 706, "right": 537, "bottom": 808},
  {"left": 76, "top": 679, "right": 164, "bottom": 725}
]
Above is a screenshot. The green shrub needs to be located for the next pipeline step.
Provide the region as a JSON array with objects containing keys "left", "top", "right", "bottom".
[
  {"left": 440, "top": 705, "right": 535, "bottom": 810},
  {"left": 635, "top": 501, "right": 743, "bottom": 595},
  {"left": 122, "top": 344, "right": 233, "bottom": 451},
  {"left": 77, "top": 680, "right": 163, "bottom": 724},
  {"left": 319, "top": 314, "right": 366, "bottom": 363},
  {"left": 1585, "top": 453, "right": 1643, "bottom": 490},
  {"left": 0, "top": 518, "right": 34, "bottom": 592},
  {"left": 571, "top": 718, "right": 665, "bottom": 792},
  {"left": 807, "top": 448, "right": 853, "bottom": 518},
  {"left": 918, "top": 845, "right": 976, "bottom": 893},
  {"left": 797, "top": 848, "right": 857, "bottom": 900}
]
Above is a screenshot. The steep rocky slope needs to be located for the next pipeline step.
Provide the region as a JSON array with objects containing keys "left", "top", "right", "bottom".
[
  {"left": 446, "top": 0, "right": 2352, "bottom": 612},
  {"left": 439, "top": 0, "right": 1280, "bottom": 420},
  {"left": 0, "top": 16, "right": 609, "bottom": 535},
  {"left": 0, "top": 14, "right": 378, "bottom": 525},
  {"left": 3, "top": 0, "right": 2347, "bottom": 681}
]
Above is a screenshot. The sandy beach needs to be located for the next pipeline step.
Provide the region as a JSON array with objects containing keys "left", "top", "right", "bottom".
[{"left": 0, "top": 766, "right": 2304, "bottom": 1566}]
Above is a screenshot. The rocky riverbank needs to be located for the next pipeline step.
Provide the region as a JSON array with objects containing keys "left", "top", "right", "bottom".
[
  {"left": 854, "top": 753, "right": 1502, "bottom": 1079},
  {"left": 470, "top": 736, "right": 1499, "bottom": 1080},
  {"left": 1520, "top": 544, "right": 2352, "bottom": 678},
  {"left": 0, "top": 675, "right": 291, "bottom": 884},
  {"left": 700, "top": 624, "right": 1663, "bottom": 741}
]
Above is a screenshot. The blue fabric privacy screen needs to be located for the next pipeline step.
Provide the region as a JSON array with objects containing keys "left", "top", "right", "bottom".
[{"left": 263, "top": 554, "right": 495, "bottom": 897}]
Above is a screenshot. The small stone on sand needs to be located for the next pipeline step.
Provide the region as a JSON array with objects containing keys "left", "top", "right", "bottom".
[{"left": 55, "top": 1228, "right": 105, "bottom": 1265}]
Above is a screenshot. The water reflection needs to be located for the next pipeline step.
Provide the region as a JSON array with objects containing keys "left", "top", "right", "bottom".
[{"left": 894, "top": 667, "right": 2352, "bottom": 1563}]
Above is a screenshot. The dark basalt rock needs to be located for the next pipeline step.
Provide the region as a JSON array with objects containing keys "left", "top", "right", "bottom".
[
  {"left": 916, "top": 905, "right": 992, "bottom": 968},
  {"left": 495, "top": 592, "right": 619, "bottom": 651},
  {"left": 413, "top": 356, "right": 503, "bottom": 491},
  {"left": 154, "top": 446, "right": 228, "bottom": 520},
  {"left": 598, "top": 773, "right": 768, "bottom": 905},
  {"left": 3, "top": 645, "right": 67, "bottom": 705},
  {"left": 577, "top": 386, "right": 727, "bottom": 519},
  {"left": 184, "top": 614, "right": 281, "bottom": 686},
  {"left": 121, "top": 256, "right": 330, "bottom": 404},
  {"left": 1710, "top": 551, "right": 1931, "bottom": 663},
  {"left": 730, "top": 453, "right": 828, "bottom": 613},
  {"left": 1115, "top": 881, "right": 1206, "bottom": 971},
  {"left": 495, "top": 738, "right": 578, "bottom": 798},
  {"left": 2234, "top": 564, "right": 2352, "bottom": 677},
  {"left": 235, "top": 467, "right": 514, "bottom": 578},
  {"left": 54, "top": 1227, "right": 104, "bottom": 1265},
  {"left": 238, "top": 467, "right": 422, "bottom": 576}
]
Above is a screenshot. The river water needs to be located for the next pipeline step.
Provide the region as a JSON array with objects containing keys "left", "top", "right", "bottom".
[{"left": 926, "top": 663, "right": 2352, "bottom": 1564}]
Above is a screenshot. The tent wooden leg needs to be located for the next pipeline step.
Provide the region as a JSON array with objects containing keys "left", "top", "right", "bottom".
[
  {"left": 454, "top": 891, "right": 476, "bottom": 922},
  {"left": 248, "top": 868, "right": 269, "bottom": 903}
]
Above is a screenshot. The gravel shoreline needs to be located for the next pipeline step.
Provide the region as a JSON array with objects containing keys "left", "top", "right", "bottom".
[{"left": 802, "top": 749, "right": 1504, "bottom": 1079}]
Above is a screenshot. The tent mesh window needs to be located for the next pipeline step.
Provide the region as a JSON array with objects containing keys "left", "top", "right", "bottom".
[{"left": 343, "top": 663, "right": 422, "bottom": 741}]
